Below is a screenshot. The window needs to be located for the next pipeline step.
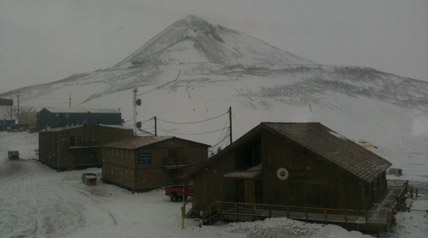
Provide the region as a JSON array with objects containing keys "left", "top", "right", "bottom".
[
  {"left": 168, "top": 149, "right": 177, "bottom": 159},
  {"left": 69, "top": 136, "right": 82, "bottom": 146}
]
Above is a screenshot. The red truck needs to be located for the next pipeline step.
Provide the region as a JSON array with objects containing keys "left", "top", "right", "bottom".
[{"left": 165, "top": 181, "right": 194, "bottom": 202}]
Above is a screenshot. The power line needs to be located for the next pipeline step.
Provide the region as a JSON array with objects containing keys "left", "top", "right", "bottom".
[
  {"left": 158, "top": 127, "right": 227, "bottom": 136},
  {"left": 156, "top": 111, "right": 228, "bottom": 125},
  {"left": 211, "top": 131, "right": 230, "bottom": 149},
  {"left": 232, "top": 113, "right": 245, "bottom": 136},
  {"left": 212, "top": 118, "right": 229, "bottom": 147}
]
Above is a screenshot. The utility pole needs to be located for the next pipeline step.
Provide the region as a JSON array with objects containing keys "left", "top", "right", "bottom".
[
  {"left": 154, "top": 116, "right": 157, "bottom": 136},
  {"left": 133, "top": 88, "right": 137, "bottom": 131},
  {"left": 69, "top": 94, "right": 71, "bottom": 108},
  {"left": 229, "top": 106, "right": 232, "bottom": 145},
  {"left": 17, "top": 95, "right": 20, "bottom": 123},
  {"left": 10, "top": 96, "right": 13, "bottom": 120}
]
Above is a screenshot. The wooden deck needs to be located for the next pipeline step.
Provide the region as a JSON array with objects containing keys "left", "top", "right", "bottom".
[
  {"left": 201, "top": 181, "right": 412, "bottom": 233},
  {"left": 203, "top": 202, "right": 392, "bottom": 232}
]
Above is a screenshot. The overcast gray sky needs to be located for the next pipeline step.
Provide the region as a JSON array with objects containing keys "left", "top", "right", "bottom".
[{"left": 1, "top": 0, "right": 427, "bottom": 93}]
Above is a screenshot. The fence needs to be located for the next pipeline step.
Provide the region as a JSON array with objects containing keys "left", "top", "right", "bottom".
[
  {"left": 407, "top": 209, "right": 428, "bottom": 215},
  {"left": 202, "top": 201, "right": 393, "bottom": 232}
]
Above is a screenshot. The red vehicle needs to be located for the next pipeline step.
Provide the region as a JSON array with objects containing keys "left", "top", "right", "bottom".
[{"left": 165, "top": 181, "right": 194, "bottom": 202}]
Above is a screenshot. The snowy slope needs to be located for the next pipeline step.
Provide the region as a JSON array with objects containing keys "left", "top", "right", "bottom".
[
  {"left": 114, "top": 15, "right": 315, "bottom": 67},
  {"left": 0, "top": 15, "right": 427, "bottom": 182}
]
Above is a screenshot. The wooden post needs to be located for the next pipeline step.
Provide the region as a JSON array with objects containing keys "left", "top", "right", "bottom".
[
  {"left": 323, "top": 208, "right": 328, "bottom": 224},
  {"left": 154, "top": 116, "right": 157, "bottom": 136},
  {"left": 209, "top": 204, "right": 212, "bottom": 217},
  {"left": 235, "top": 203, "right": 238, "bottom": 220},
  {"left": 286, "top": 206, "right": 290, "bottom": 218},
  {"left": 344, "top": 209, "right": 348, "bottom": 225},
  {"left": 269, "top": 206, "right": 272, "bottom": 218},
  {"left": 252, "top": 203, "right": 255, "bottom": 221},
  {"left": 305, "top": 207, "right": 308, "bottom": 221},
  {"left": 364, "top": 211, "right": 368, "bottom": 224},
  {"left": 181, "top": 204, "right": 185, "bottom": 229},
  {"left": 219, "top": 202, "right": 222, "bottom": 220}
]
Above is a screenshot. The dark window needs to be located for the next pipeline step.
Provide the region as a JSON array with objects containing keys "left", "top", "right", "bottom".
[
  {"left": 70, "top": 136, "right": 82, "bottom": 146},
  {"left": 168, "top": 149, "right": 177, "bottom": 159}
]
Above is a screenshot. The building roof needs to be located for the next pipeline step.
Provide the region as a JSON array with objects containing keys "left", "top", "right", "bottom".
[
  {"left": 42, "top": 107, "right": 120, "bottom": 113},
  {"left": 103, "top": 136, "right": 210, "bottom": 150},
  {"left": 261, "top": 122, "right": 392, "bottom": 183},
  {"left": 42, "top": 124, "right": 132, "bottom": 132},
  {"left": 103, "top": 136, "right": 173, "bottom": 149}
]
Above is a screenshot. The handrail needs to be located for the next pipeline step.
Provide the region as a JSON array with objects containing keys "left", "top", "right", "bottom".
[
  {"left": 202, "top": 200, "right": 394, "bottom": 231},
  {"left": 215, "top": 201, "right": 376, "bottom": 213}
]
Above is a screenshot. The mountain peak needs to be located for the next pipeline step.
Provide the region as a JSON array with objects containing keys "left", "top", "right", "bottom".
[
  {"left": 179, "top": 15, "right": 210, "bottom": 26},
  {"left": 114, "top": 15, "right": 314, "bottom": 67}
]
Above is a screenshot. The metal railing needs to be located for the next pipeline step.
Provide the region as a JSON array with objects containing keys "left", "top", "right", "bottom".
[{"left": 163, "top": 157, "right": 187, "bottom": 167}]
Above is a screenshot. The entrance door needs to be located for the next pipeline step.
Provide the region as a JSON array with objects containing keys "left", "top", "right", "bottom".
[
  {"left": 255, "top": 180, "right": 263, "bottom": 203},
  {"left": 235, "top": 180, "right": 245, "bottom": 202},
  {"left": 244, "top": 180, "right": 255, "bottom": 203}
]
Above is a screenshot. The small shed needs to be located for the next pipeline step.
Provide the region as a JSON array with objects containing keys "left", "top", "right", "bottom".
[
  {"left": 37, "top": 107, "right": 122, "bottom": 129},
  {"left": 102, "top": 136, "right": 209, "bottom": 191},
  {"left": 193, "top": 122, "right": 391, "bottom": 211}
]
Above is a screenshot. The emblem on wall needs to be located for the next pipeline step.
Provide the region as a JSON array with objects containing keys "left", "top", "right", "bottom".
[{"left": 276, "top": 168, "right": 289, "bottom": 180}]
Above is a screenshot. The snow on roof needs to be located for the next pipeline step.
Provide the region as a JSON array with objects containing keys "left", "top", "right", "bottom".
[
  {"left": 43, "top": 107, "right": 119, "bottom": 113},
  {"left": 43, "top": 124, "right": 132, "bottom": 132},
  {"left": 102, "top": 136, "right": 173, "bottom": 149},
  {"left": 328, "top": 130, "right": 347, "bottom": 140}
]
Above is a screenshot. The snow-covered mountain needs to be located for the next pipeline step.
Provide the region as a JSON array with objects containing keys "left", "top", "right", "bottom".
[{"left": 1, "top": 15, "right": 427, "bottom": 181}]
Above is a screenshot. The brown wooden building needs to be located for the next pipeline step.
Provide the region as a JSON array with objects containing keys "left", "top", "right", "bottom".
[
  {"left": 101, "top": 136, "right": 209, "bottom": 191},
  {"left": 193, "top": 122, "right": 391, "bottom": 211},
  {"left": 39, "top": 124, "right": 133, "bottom": 171}
]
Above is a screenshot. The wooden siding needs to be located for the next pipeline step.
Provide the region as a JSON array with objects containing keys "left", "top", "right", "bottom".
[
  {"left": 260, "top": 130, "right": 370, "bottom": 210},
  {"left": 101, "top": 138, "right": 208, "bottom": 191},
  {"left": 38, "top": 125, "right": 132, "bottom": 170},
  {"left": 194, "top": 125, "right": 389, "bottom": 211}
]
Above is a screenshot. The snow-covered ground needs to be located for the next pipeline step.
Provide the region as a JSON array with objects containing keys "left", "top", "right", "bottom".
[
  {"left": 1, "top": 15, "right": 427, "bottom": 237},
  {"left": 1, "top": 132, "right": 427, "bottom": 238}
]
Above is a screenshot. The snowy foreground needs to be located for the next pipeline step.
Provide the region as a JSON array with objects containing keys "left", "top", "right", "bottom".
[{"left": 0, "top": 132, "right": 427, "bottom": 238}]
